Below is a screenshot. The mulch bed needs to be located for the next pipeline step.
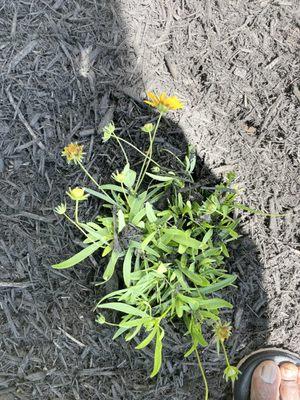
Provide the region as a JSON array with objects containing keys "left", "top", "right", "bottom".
[{"left": 0, "top": 1, "right": 299, "bottom": 399}]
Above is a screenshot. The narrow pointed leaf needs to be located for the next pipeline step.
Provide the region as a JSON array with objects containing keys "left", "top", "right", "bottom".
[
  {"left": 198, "top": 275, "right": 237, "bottom": 294},
  {"left": 145, "top": 202, "right": 157, "bottom": 222},
  {"left": 103, "top": 251, "right": 120, "bottom": 281},
  {"left": 136, "top": 326, "right": 157, "bottom": 349},
  {"left": 150, "top": 328, "right": 164, "bottom": 377},
  {"left": 123, "top": 246, "right": 133, "bottom": 287},
  {"left": 97, "top": 302, "right": 146, "bottom": 317},
  {"left": 52, "top": 241, "right": 100, "bottom": 269}
]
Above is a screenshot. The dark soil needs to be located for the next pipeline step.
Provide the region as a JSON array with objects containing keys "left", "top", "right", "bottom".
[{"left": 0, "top": 1, "right": 299, "bottom": 399}]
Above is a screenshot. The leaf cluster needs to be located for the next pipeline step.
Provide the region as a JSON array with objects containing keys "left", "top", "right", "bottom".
[{"left": 53, "top": 160, "right": 240, "bottom": 377}]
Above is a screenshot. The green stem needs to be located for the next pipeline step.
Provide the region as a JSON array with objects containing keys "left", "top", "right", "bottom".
[
  {"left": 74, "top": 200, "right": 79, "bottom": 224},
  {"left": 114, "top": 135, "right": 161, "bottom": 168},
  {"left": 64, "top": 213, "right": 87, "bottom": 236},
  {"left": 135, "top": 113, "right": 162, "bottom": 192},
  {"left": 195, "top": 347, "right": 209, "bottom": 400},
  {"left": 221, "top": 340, "right": 230, "bottom": 367},
  {"left": 113, "top": 135, "right": 129, "bottom": 164},
  {"left": 78, "top": 161, "right": 100, "bottom": 188},
  {"left": 135, "top": 131, "right": 152, "bottom": 192},
  {"left": 121, "top": 182, "right": 129, "bottom": 203}
]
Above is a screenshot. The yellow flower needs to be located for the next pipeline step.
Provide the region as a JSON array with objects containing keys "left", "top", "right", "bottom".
[
  {"left": 112, "top": 171, "right": 125, "bottom": 184},
  {"left": 144, "top": 92, "right": 183, "bottom": 113},
  {"left": 66, "top": 187, "right": 89, "bottom": 201},
  {"left": 62, "top": 143, "right": 84, "bottom": 164}
]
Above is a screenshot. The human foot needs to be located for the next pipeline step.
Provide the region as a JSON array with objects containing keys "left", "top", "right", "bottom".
[{"left": 250, "top": 360, "right": 300, "bottom": 400}]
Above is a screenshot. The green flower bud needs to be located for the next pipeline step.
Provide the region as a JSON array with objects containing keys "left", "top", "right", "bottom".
[
  {"left": 97, "top": 314, "right": 106, "bottom": 324},
  {"left": 141, "top": 123, "right": 155, "bottom": 133},
  {"left": 54, "top": 203, "right": 67, "bottom": 215},
  {"left": 223, "top": 365, "right": 241, "bottom": 382},
  {"left": 102, "top": 122, "right": 115, "bottom": 142}
]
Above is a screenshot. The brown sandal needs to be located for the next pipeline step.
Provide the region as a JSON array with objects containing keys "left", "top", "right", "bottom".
[{"left": 233, "top": 347, "right": 300, "bottom": 400}]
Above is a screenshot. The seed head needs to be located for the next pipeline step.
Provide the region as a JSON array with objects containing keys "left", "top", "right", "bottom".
[{"left": 62, "top": 143, "right": 84, "bottom": 164}]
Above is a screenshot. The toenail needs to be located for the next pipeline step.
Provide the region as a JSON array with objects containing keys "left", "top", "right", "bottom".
[
  {"left": 280, "top": 363, "right": 298, "bottom": 380},
  {"left": 261, "top": 364, "right": 278, "bottom": 384}
]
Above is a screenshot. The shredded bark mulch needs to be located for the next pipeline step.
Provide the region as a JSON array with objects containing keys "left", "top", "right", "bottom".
[{"left": 0, "top": 1, "right": 299, "bottom": 399}]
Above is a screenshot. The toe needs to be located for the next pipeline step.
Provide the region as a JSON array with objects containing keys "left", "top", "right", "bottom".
[
  {"left": 279, "top": 362, "right": 299, "bottom": 400},
  {"left": 250, "top": 360, "right": 281, "bottom": 400}
]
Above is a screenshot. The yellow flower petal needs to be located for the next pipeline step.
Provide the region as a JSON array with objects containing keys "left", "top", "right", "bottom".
[
  {"left": 144, "top": 91, "right": 183, "bottom": 112},
  {"left": 67, "top": 187, "right": 89, "bottom": 201}
]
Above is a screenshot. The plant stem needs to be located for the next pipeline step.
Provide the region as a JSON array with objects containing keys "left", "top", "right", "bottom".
[
  {"left": 221, "top": 340, "right": 230, "bottom": 367},
  {"left": 113, "top": 135, "right": 129, "bottom": 164},
  {"left": 121, "top": 182, "right": 129, "bottom": 203},
  {"left": 64, "top": 213, "right": 87, "bottom": 236},
  {"left": 195, "top": 347, "right": 209, "bottom": 400},
  {"left": 135, "top": 113, "right": 162, "bottom": 192},
  {"left": 78, "top": 162, "right": 110, "bottom": 197},
  {"left": 78, "top": 161, "right": 100, "bottom": 188},
  {"left": 114, "top": 135, "right": 161, "bottom": 168},
  {"left": 135, "top": 131, "right": 152, "bottom": 192},
  {"left": 74, "top": 201, "right": 79, "bottom": 224}
]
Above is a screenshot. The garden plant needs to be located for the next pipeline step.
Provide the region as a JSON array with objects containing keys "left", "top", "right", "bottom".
[{"left": 53, "top": 92, "right": 243, "bottom": 399}]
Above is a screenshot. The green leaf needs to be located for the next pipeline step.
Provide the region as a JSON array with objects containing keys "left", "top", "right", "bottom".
[
  {"left": 181, "top": 268, "right": 210, "bottom": 287},
  {"left": 125, "top": 325, "right": 142, "bottom": 341},
  {"left": 228, "top": 229, "right": 239, "bottom": 239},
  {"left": 123, "top": 246, "right": 133, "bottom": 287},
  {"left": 123, "top": 164, "right": 137, "bottom": 188},
  {"left": 150, "top": 328, "right": 164, "bottom": 377},
  {"left": 80, "top": 223, "right": 107, "bottom": 244},
  {"left": 141, "top": 231, "right": 156, "bottom": 250},
  {"left": 117, "top": 209, "right": 126, "bottom": 233},
  {"left": 52, "top": 241, "right": 101, "bottom": 269},
  {"left": 184, "top": 343, "right": 197, "bottom": 358},
  {"left": 136, "top": 326, "right": 157, "bottom": 349},
  {"left": 145, "top": 202, "right": 157, "bottom": 222},
  {"left": 103, "top": 251, "right": 120, "bottom": 281},
  {"left": 129, "top": 193, "right": 146, "bottom": 220},
  {"left": 221, "top": 243, "right": 229, "bottom": 257},
  {"left": 198, "top": 275, "right": 237, "bottom": 295},
  {"left": 197, "top": 298, "right": 233, "bottom": 310},
  {"left": 191, "top": 323, "right": 208, "bottom": 346},
  {"left": 84, "top": 187, "right": 117, "bottom": 206},
  {"left": 145, "top": 184, "right": 165, "bottom": 203},
  {"left": 202, "top": 229, "right": 213, "bottom": 243},
  {"left": 146, "top": 172, "right": 174, "bottom": 182},
  {"left": 199, "top": 310, "right": 220, "bottom": 321},
  {"left": 131, "top": 208, "right": 146, "bottom": 225},
  {"left": 164, "top": 228, "right": 201, "bottom": 250},
  {"left": 97, "top": 302, "right": 146, "bottom": 317},
  {"left": 113, "top": 326, "right": 130, "bottom": 339},
  {"left": 102, "top": 244, "right": 112, "bottom": 257},
  {"left": 119, "top": 318, "right": 145, "bottom": 329},
  {"left": 98, "top": 184, "right": 128, "bottom": 193},
  {"left": 186, "top": 144, "right": 196, "bottom": 173},
  {"left": 177, "top": 293, "right": 200, "bottom": 311},
  {"left": 175, "top": 298, "right": 183, "bottom": 318}
]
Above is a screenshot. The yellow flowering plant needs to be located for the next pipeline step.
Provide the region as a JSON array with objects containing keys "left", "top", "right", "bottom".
[{"left": 53, "top": 92, "right": 244, "bottom": 399}]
